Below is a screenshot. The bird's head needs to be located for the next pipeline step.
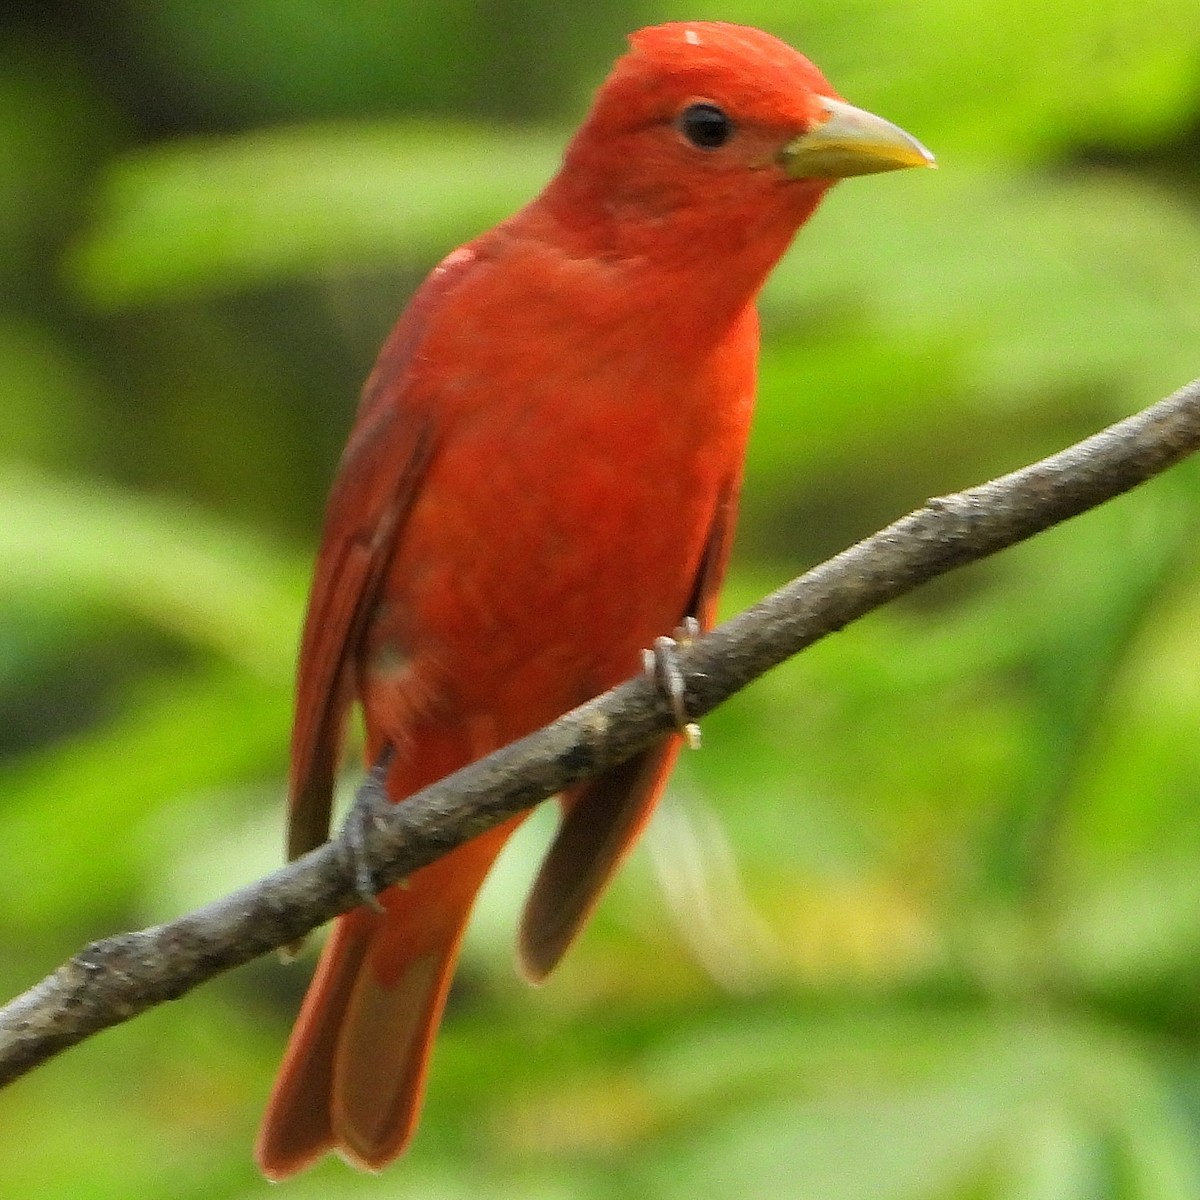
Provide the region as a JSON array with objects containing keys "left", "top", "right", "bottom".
[{"left": 549, "top": 21, "right": 933, "bottom": 272}]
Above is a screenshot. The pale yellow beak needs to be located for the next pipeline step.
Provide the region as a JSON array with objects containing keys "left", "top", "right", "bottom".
[{"left": 779, "top": 96, "right": 935, "bottom": 179}]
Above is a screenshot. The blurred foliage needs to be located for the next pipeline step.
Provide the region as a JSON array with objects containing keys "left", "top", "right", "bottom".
[{"left": 2, "top": 0, "right": 1200, "bottom": 1197}]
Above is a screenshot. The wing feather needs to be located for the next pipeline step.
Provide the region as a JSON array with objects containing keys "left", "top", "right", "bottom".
[
  {"left": 517, "top": 474, "right": 744, "bottom": 980},
  {"left": 286, "top": 250, "right": 482, "bottom": 861}
]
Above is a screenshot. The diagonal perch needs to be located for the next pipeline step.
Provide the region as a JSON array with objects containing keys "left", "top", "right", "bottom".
[{"left": 0, "top": 375, "right": 1197, "bottom": 1088}]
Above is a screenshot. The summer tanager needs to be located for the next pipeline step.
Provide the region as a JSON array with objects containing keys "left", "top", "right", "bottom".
[{"left": 256, "top": 20, "right": 932, "bottom": 1178}]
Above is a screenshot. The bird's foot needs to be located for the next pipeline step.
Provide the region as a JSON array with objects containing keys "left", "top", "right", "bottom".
[
  {"left": 643, "top": 616, "right": 702, "bottom": 750},
  {"left": 339, "top": 745, "right": 396, "bottom": 913}
]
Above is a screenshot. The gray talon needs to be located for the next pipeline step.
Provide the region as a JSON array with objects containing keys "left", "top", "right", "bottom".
[
  {"left": 340, "top": 745, "right": 395, "bottom": 913},
  {"left": 645, "top": 625, "right": 703, "bottom": 750}
]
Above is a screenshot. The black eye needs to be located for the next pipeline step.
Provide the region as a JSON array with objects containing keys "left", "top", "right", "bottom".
[{"left": 678, "top": 103, "right": 733, "bottom": 150}]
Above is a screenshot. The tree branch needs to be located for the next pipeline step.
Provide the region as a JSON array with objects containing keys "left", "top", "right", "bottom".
[{"left": 2, "top": 377, "right": 1198, "bottom": 1087}]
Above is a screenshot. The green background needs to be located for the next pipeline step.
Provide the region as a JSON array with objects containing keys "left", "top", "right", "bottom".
[{"left": 4, "top": 1, "right": 1200, "bottom": 1196}]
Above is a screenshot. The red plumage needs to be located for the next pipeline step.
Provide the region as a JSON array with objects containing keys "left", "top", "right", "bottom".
[{"left": 257, "top": 20, "right": 930, "bottom": 1177}]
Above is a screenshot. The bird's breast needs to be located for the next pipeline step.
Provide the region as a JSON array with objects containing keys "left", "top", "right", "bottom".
[{"left": 361, "top": 255, "right": 758, "bottom": 745}]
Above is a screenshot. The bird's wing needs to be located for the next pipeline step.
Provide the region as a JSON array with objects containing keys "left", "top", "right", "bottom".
[
  {"left": 517, "top": 474, "right": 743, "bottom": 980},
  {"left": 287, "top": 251, "right": 481, "bottom": 862}
]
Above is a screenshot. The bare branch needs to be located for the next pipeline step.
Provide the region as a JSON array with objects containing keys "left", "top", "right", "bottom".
[{"left": 1, "top": 376, "right": 1198, "bottom": 1086}]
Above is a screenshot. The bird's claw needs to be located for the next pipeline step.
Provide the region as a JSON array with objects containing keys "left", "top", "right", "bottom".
[
  {"left": 643, "top": 616, "right": 702, "bottom": 750},
  {"left": 339, "top": 745, "right": 396, "bottom": 913}
]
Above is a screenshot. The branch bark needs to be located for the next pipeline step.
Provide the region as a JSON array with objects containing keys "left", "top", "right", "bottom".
[{"left": 2, "top": 376, "right": 1198, "bottom": 1087}]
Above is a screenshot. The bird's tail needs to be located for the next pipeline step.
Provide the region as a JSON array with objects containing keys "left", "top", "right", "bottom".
[{"left": 255, "top": 817, "right": 518, "bottom": 1179}]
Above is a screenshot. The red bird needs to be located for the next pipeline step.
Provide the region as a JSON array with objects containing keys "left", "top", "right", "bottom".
[{"left": 257, "top": 21, "right": 931, "bottom": 1177}]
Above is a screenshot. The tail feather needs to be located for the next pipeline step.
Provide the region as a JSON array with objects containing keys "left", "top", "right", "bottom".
[
  {"left": 255, "top": 909, "right": 371, "bottom": 1179},
  {"left": 258, "top": 732, "right": 680, "bottom": 1178},
  {"left": 332, "top": 945, "right": 444, "bottom": 1168},
  {"left": 518, "top": 737, "right": 680, "bottom": 983},
  {"left": 256, "top": 820, "right": 519, "bottom": 1179}
]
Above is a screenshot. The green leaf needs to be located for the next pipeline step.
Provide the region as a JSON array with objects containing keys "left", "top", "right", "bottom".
[
  {"left": 0, "top": 467, "right": 301, "bottom": 677},
  {"left": 67, "top": 121, "right": 563, "bottom": 305}
]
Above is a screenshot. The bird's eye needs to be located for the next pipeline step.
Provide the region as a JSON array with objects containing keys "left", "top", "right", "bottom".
[{"left": 678, "top": 103, "right": 733, "bottom": 150}]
